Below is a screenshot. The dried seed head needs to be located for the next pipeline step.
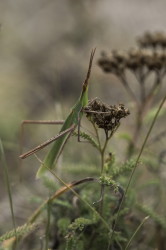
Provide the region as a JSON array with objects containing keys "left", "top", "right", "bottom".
[
  {"left": 145, "top": 53, "right": 164, "bottom": 70},
  {"left": 98, "top": 51, "right": 126, "bottom": 75},
  {"left": 126, "top": 49, "right": 143, "bottom": 70},
  {"left": 84, "top": 98, "right": 130, "bottom": 134},
  {"left": 112, "top": 50, "right": 127, "bottom": 63},
  {"left": 137, "top": 31, "right": 166, "bottom": 49},
  {"left": 98, "top": 48, "right": 166, "bottom": 75}
]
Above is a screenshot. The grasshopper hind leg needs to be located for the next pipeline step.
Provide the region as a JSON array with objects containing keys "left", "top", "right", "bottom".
[{"left": 19, "top": 120, "right": 64, "bottom": 181}]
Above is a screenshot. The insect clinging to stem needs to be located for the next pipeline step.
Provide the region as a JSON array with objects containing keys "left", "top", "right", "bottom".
[{"left": 20, "top": 48, "right": 96, "bottom": 178}]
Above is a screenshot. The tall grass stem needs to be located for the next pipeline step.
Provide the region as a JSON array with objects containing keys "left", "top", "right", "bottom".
[
  {"left": 108, "top": 93, "right": 166, "bottom": 248},
  {"left": 0, "top": 139, "right": 18, "bottom": 248},
  {"left": 124, "top": 216, "right": 149, "bottom": 250}
]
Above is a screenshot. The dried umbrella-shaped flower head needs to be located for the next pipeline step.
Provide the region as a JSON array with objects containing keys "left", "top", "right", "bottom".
[
  {"left": 98, "top": 50, "right": 127, "bottom": 75},
  {"left": 98, "top": 48, "right": 166, "bottom": 75},
  {"left": 126, "top": 49, "right": 166, "bottom": 71},
  {"left": 84, "top": 98, "right": 130, "bottom": 136},
  {"left": 137, "top": 31, "right": 166, "bottom": 49}
]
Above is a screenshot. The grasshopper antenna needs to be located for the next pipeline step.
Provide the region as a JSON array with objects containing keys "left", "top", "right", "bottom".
[{"left": 83, "top": 48, "right": 96, "bottom": 90}]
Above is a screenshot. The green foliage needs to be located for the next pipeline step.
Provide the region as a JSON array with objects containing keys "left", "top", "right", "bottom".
[
  {"left": 136, "top": 204, "right": 166, "bottom": 230},
  {"left": 57, "top": 218, "right": 71, "bottom": 235},
  {"left": 111, "top": 159, "right": 136, "bottom": 179},
  {"left": 0, "top": 223, "right": 38, "bottom": 243},
  {"left": 69, "top": 217, "right": 95, "bottom": 231},
  {"left": 52, "top": 199, "right": 73, "bottom": 210},
  {"left": 72, "top": 130, "right": 99, "bottom": 150},
  {"left": 99, "top": 175, "right": 119, "bottom": 192}
]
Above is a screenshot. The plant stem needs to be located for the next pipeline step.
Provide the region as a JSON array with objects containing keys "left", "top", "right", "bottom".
[
  {"left": 91, "top": 122, "right": 104, "bottom": 173},
  {"left": 45, "top": 168, "right": 111, "bottom": 232},
  {"left": 27, "top": 176, "right": 110, "bottom": 233},
  {"left": 101, "top": 133, "right": 109, "bottom": 174},
  {"left": 127, "top": 105, "right": 143, "bottom": 157},
  {"left": 45, "top": 199, "right": 51, "bottom": 250},
  {"left": 92, "top": 122, "right": 102, "bottom": 152},
  {"left": 108, "top": 93, "right": 166, "bottom": 248},
  {"left": 119, "top": 74, "right": 139, "bottom": 105},
  {"left": 124, "top": 216, "right": 149, "bottom": 250},
  {"left": 0, "top": 140, "right": 18, "bottom": 249}
]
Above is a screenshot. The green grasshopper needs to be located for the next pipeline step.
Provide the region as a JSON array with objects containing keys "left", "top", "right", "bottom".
[{"left": 20, "top": 49, "right": 96, "bottom": 178}]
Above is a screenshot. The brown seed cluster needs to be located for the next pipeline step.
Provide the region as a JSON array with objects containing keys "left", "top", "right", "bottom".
[
  {"left": 98, "top": 49, "right": 166, "bottom": 75},
  {"left": 98, "top": 32, "right": 166, "bottom": 78},
  {"left": 84, "top": 98, "right": 130, "bottom": 134},
  {"left": 137, "top": 31, "right": 166, "bottom": 49}
]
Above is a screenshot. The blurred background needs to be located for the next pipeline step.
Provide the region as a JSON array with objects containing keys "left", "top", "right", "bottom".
[{"left": 0, "top": 0, "right": 166, "bottom": 235}]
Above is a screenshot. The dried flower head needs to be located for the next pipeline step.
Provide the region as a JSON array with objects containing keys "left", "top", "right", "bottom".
[
  {"left": 98, "top": 32, "right": 166, "bottom": 107},
  {"left": 126, "top": 49, "right": 166, "bottom": 71},
  {"left": 98, "top": 48, "right": 166, "bottom": 74},
  {"left": 137, "top": 31, "right": 166, "bottom": 49},
  {"left": 84, "top": 98, "right": 130, "bottom": 135},
  {"left": 98, "top": 50, "right": 126, "bottom": 75}
]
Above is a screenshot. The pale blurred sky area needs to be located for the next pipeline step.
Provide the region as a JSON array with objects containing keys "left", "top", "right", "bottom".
[{"left": 0, "top": 0, "right": 166, "bottom": 138}]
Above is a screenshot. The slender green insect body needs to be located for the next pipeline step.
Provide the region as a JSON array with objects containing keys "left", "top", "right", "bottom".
[{"left": 36, "top": 49, "right": 95, "bottom": 178}]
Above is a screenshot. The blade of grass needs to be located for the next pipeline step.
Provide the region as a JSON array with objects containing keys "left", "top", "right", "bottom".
[
  {"left": 29, "top": 156, "right": 111, "bottom": 233},
  {"left": 0, "top": 139, "right": 17, "bottom": 247},
  {"left": 45, "top": 199, "right": 51, "bottom": 250},
  {"left": 124, "top": 216, "right": 149, "bottom": 250},
  {"left": 28, "top": 176, "right": 97, "bottom": 224},
  {"left": 9, "top": 177, "right": 97, "bottom": 247},
  {"left": 44, "top": 165, "right": 111, "bottom": 233},
  {"left": 108, "top": 93, "right": 166, "bottom": 248}
]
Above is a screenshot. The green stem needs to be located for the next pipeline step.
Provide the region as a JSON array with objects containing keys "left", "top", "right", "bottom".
[
  {"left": 0, "top": 140, "right": 18, "bottom": 248},
  {"left": 46, "top": 167, "right": 111, "bottom": 232},
  {"left": 127, "top": 105, "right": 143, "bottom": 158},
  {"left": 101, "top": 134, "right": 109, "bottom": 174},
  {"left": 27, "top": 176, "right": 110, "bottom": 233},
  {"left": 108, "top": 93, "right": 166, "bottom": 247},
  {"left": 92, "top": 122, "right": 102, "bottom": 152},
  {"left": 91, "top": 122, "right": 104, "bottom": 173},
  {"left": 45, "top": 199, "right": 51, "bottom": 250},
  {"left": 125, "top": 216, "right": 149, "bottom": 250}
]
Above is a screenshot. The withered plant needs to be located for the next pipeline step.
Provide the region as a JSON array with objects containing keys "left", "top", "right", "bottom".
[
  {"left": 84, "top": 98, "right": 130, "bottom": 173},
  {"left": 98, "top": 31, "right": 166, "bottom": 156}
]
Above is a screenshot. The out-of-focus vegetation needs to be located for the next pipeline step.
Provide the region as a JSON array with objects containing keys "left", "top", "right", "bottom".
[{"left": 0, "top": 1, "right": 166, "bottom": 250}]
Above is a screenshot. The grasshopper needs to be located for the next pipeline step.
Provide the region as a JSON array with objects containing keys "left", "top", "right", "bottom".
[{"left": 20, "top": 49, "right": 96, "bottom": 178}]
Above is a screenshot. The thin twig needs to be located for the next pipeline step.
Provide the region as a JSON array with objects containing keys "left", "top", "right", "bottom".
[{"left": 119, "top": 73, "right": 139, "bottom": 105}]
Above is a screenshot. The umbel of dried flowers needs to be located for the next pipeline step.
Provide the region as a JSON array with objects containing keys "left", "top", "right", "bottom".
[
  {"left": 137, "top": 31, "right": 166, "bottom": 49},
  {"left": 98, "top": 49, "right": 166, "bottom": 75},
  {"left": 84, "top": 98, "right": 130, "bottom": 136}
]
